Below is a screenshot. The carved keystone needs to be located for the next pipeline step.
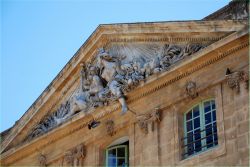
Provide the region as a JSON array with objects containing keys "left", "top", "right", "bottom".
[
  {"left": 106, "top": 120, "right": 115, "bottom": 136},
  {"left": 185, "top": 81, "right": 198, "bottom": 99}
]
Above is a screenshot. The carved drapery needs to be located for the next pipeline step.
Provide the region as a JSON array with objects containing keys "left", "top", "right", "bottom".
[
  {"left": 136, "top": 108, "right": 161, "bottom": 134},
  {"left": 26, "top": 43, "right": 204, "bottom": 141},
  {"left": 62, "top": 144, "right": 86, "bottom": 167}
]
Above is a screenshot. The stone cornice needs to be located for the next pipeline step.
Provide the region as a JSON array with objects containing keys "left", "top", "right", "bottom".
[
  {"left": 0, "top": 24, "right": 248, "bottom": 165},
  {"left": 0, "top": 20, "right": 247, "bottom": 154}
]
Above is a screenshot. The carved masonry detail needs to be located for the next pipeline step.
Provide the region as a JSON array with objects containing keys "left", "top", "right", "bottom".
[
  {"left": 38, "top": 153, "right": 47, "bottom": 167},
  {"left": 225, "top": 68, "right": 247, "bottom": 93},
  {"left": 62, "top": 144, "right": 86, "bottom": 166},
  {"left": 136, "top": 108, "right": 161, "bottom": 134},
  {"left": 26, "top": 43, "right": 204, "bottom": 141},
  {"left": 106, "top": 120, "right": 115, "bottom": 136},
  {"left": 186, "top": 81, "right": 198, "bottom": 99}
]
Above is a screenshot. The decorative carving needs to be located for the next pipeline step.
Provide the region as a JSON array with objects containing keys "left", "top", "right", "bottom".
[
  {"left": 185, "top": 81, "right": 198, "bottom": 99},
  {"left": 26, "top": 43, "right": 204, "bottom": 141},
  {"left": 136, "top": 108, "right": 161, "bottom": 134},
  {"left": 225, "top": 68, "right": 245, "bottom": 93},
  {"left": 62, "top": 144, "right": 86, "bottom": 166},
  {"left": 106, "top": 120, "right": 115, "bottom": 136},
  {"left": 38, "top": 154, "right": 47, "bottom": 167},
  {"left": 63, "top": 149, "right": 74, "bottom": 166},
  {"left": 204, "top": 0, "right": 249, "bottom": 20},
  {"left": 74, "top": 144, "right": 86, "bottom": 166}
]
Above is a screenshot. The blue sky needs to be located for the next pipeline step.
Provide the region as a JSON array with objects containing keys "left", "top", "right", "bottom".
[{"left": 1, "top": 0, "right": 231, "bottom": 132}]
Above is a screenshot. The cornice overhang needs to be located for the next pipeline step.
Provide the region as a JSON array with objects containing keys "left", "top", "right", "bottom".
[{"left": 0, "top": 20, "right": 248, "bottom": 159}]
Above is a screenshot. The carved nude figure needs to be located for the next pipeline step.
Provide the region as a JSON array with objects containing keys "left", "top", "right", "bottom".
[{"left": 97, "top": 49, "right": 128, "bottom": 114}]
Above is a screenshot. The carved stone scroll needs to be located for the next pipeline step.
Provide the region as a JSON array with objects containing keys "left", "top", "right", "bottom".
[{"left": 136, "top": 108, "right": 161, "bottom": 134}]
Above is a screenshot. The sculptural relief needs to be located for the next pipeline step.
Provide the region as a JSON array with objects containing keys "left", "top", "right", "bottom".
[
  {"left": 186, "top": 81, "right": 198, "bottom": 99},
  {"left": 225, "top": 68, "right": 246, "bottom": 93},
  {"left": 26, "top": 43, "right": 204, "bottom": 141},
  {"left": 106, "top": 120, "right": 115, "bottom": 136},
  {"left": 38, "top": 154, "right": 47, "bottom": 167},
  {"left": 62, "top": 144, "right": 86, "bottom": 166},
  {"left": 136, "top": 108, "right": 161, "bottom": 134}
]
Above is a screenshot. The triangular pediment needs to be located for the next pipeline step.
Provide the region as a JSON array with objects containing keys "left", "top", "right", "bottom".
[{"left": 1, "top": 20, "right": 248, "bottom": 156}]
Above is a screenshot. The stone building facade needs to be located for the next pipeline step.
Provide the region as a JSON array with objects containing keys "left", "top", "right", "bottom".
[{"left": 0, "top": 1, "right": 249, "bottom": 166}]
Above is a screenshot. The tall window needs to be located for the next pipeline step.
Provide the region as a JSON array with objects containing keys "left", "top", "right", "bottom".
[
  {"left": 106, "top": 143, "right": 128, "bottom": 167},
  {"left": 182, "top": 99, "right": 218, "bottom": 159}
]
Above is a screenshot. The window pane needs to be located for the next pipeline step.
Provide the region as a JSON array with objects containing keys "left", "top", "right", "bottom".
[
  {"left": 204, "top": 101, "right": 211, "bottom": 113},
  {"left": 187, "top": 132, "right": 193, "bottom": 143},
  {"left": 194, "top": 129, "right": 201, "bottom": 152},
  {"left": 108, "top": 149, "right": 116, "bottom": 158},
  {"left": 187, "top": 144, "right": 194, "bottom": 155},
  {"left": 118, "top": 158, "right": 126, "bottom": 167},
  {"left": 108, "top": 158, "right": 117, "bottom": 167},
  {"left": 211, "top": 100, "right": 216, "bottom": 110},
  {"left": 212, "top": 110, "right": 216, "bottom": 121},
  {"left": 193, "top": 105, "right": 200, "bottom": 117},
  {"left": 186, "top": 111, "right": 192, "bottom": 120},
  {"left": 186, "top": 120, "right": 193, "bottom": 132},
  {"left": 205, "top": 113, "right": 212, "bottom": 124},
  {"left": 194, "top": 117, "right": 200, "bottom": 129},
  {"left": 206, "top": 135, "right": 213, "bottom": 148},
  {"left": 205, "top": 124, "right": 212, "bottom": 136},
  {"left": 117, "top": 147, "right": 125, "bottom": 157}
]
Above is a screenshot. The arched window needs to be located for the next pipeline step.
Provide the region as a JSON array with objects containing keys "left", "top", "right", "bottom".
[{"left": 182, "top": 99, "right": 218, "bottom": 159}]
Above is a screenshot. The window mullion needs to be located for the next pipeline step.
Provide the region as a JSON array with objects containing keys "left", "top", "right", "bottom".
[{"left": 200, "top": 102, "right": 206, "bottom": 151}]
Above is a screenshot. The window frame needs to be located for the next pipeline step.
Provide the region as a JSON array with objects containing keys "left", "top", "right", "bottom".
[{"left": 183, "top": 98, "right": 218, "bottom": 159}]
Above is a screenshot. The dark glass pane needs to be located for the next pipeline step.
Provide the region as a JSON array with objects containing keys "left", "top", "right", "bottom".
[
  {"left": 186, "top": 121, "right": 193, "bottom": 132},
  {"left": 117, "top": 147, "right": 125, "bottom": 157},
  {"left": 118, "top": 158, "right": 126, "bottom": 167},
  {"left": 194, "top": 129, "right": 201, "bottom": 141},
  {"left": 108, "top": 149, "right": 116, "bottom": 158},
  {"left": 213, "top": 122, "right": 217, "bottom": 133},
  {"left": 187, "top": 144, "right": 194, "bottom": 155},
  {"left": 186, "top": 111, "right": 192, "bottom": 121},
  {"left": 108, "top": 158, "right": 117, "bottom": 167},
  {"left": 205, "top": 113, "right": 212, "bottom": 124},
  {"left": 205, "top": 124, "right": 212, "bottom": 136},
  {"left": 204, "top": 101, "right": 211, "bottom": 113},
  {"left": 195, "top": 140, "right": 202, "bottom": 152},
  {"left": 187, "top": 132, "right": 193, "bottom": 143},
  {"left": 194, "top": 118, "right": 200, "bottom": 129},
  {"left": 212, "top": 110, "right": 216, "bottom": 121},
  {"left": 206, "top": 135, "right": 213, "bottom": 148},
  {"left": 211, "top": 100, "right": 216, "bottom": 110},
  {"left": 193, "top": 105, "right": 200, "bottom": 117}
]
